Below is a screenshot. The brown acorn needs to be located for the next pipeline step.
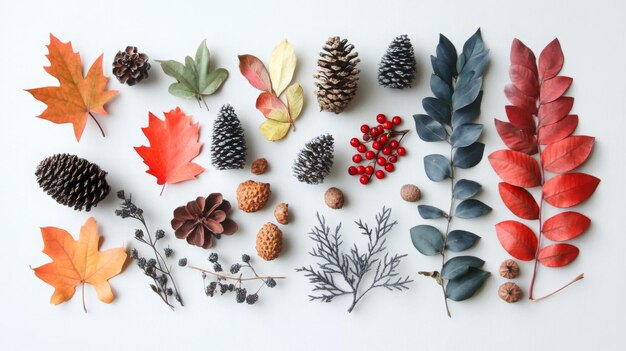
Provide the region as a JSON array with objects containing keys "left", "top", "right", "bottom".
[{"left": 256, "top": 223, "right": 283, "bottom": 261}]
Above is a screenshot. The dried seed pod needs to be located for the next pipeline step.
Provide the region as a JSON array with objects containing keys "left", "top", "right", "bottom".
[
  {"left": 256, "top": 223, "right": 283, "bottom": 261},
  {"left": 274, "top": 203, "right": 289, "bottom": 225},
  {"left": 499, "top": 259, "right": 520, "bottom": 279},
  {"left": 498, "top": 282, "right": 522, "bottom": 303},
  {"left": 251, "top": 158, "right": 268, "bottom": 175},
  {"left": 400, "top": 184, "right": 421, "bottom": 202},
  {"left": 324, "top": 187, "right": 344, "bottom": 209},
  {"left": 236, "top": 180, "right": 271, "bottom": 212}
]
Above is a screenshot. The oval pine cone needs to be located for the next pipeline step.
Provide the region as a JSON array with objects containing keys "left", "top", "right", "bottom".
[
  {"left": 314, "top": 36, "right": 360, "bottom": 114},
  {"left": 35, "top": 153, "right": 110, "bottom": 211}
]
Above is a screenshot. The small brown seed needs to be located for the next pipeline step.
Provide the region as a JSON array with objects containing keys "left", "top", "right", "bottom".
[
  {"left": 324, "top": 187, "right": 344, "bottom": 209},
  {"left": 274, "top": 203, "right": 289, "bottom": 225},
  {"left": 251, "top": 158, "right": 268, "bottom": 175},
  {"left": 499, "top": 259, "right": 520, "bottom": 279},
  {"left": 498, "top": 282, "right": 522, "bottom": 303},
  {"left": 400, "top": 184, "right": 421, "bottom": 202}
]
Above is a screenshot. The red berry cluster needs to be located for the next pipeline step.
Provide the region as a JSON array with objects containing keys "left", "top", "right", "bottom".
[{"left": 348, "top": 114, "right": 409, "bottom": 185}]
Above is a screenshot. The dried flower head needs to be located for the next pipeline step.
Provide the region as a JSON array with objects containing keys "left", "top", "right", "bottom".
[
  {"left": 499, "top": 259, "right": 520, "bottom": 279},
  {"left": 499, "top": 282, "right": 522, "bottom": 303}
]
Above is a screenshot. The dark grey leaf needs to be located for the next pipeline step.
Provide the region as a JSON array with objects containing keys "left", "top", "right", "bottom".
[
  {"left": 453, "top": 179, "right": 482, "bottom": 199},
  {"left": 446, "top": 267, "right": 490, "bottom": 301},
  {"left": 441, "top": 256, "right": 485, "bottom": 280},
  {"left": 430, "top": 74, "right": 452, "bottom": 103},
  {"left": 431, "top": 56, "right": 453, "bottom": 86},
  {"left": 446, "top": 230, "right": 481, "bottom": 252},
  {"left": 424, "top": 154, "right": 451, "bottom": 182},
  {"left": 410, "top": 225, "right": 444, "bottom": 256},
  {"left": 456, "top": 53, "right": 466, "bottom": 75},
  {"left": 452, "top": 91, "right": 483, "bottom": 128},
  {"left": 436, "top": 34, "right": 457, "bottom": 76},
  {"left": 455, "top": 199, "right": 492, "bottom": 219},
  {"left": 462, "top": 29, "right": 485, "bottom": 62},
  {"left": 422, "top": 97, "right": 451, "bottom": 126},
  {"left": 413, "top": 114, "right": 447, "bottom": 142},
  {"left": 450, "top": 123, "right": 483, "bottom": 148},
  {"left": 452, "top": 77, "right": 482, "bottom": 110},
  {"left": 418, "top": 205, "right": 447, "bottom": 219},
  {"left": 453, "top": 142, "right": 485, "bottom": 169},
  {"left": 461, "top": 49, "right": 489, "bottom": 79}
]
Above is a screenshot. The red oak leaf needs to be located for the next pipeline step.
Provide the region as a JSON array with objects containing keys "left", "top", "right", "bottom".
[{"left": 135, "top": 107, "right": 204, "bottom": 194}]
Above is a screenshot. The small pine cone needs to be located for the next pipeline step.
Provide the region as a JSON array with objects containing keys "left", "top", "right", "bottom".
[
  {"left": 256, "top": 223, "right": 283, "bottom": 261},
  {"left": 35, "top": 153, "right": 110, "bottom": 211},
  {"left": 112, "top": 46, "right": 150, "bottom": 86},
  {"left": 378, "top": 35, "right": 417, "bottom": 89},
  {"left": 314, "top": 36, "right": 360, "bottom": 114},
  {"left": 293, "top": 134, "right": 334, "bottom": 185},
  {"left": 211, "top": 105, "right": 247, "bottom": 170}
]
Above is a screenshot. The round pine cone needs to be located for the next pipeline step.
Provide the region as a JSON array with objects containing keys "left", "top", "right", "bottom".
[
  {"left": 256, "top": 223, "right": 283, "bottom": 261},
  {"left": 112, "top": 46, "right": 150, "bottom": 86},
  {"left": 237, "top": 180, "right": 271, "bottom": 212},
  {"left": 35, "top": 153, "right": 110, "bottom": 211},
  {"left": 171, "top": 193, "right": 238, "bottom": 249}
]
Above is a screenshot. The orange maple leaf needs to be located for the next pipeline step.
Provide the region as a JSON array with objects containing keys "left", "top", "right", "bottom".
[
  {"left": 26, "top": 34, "right": 118, "bottom": 141},
  {"left": 32, "top": 217, "right": 127, "bottom": 312},
  {"left": 135, "top": 107, "right": 204, "bottom": 194}
]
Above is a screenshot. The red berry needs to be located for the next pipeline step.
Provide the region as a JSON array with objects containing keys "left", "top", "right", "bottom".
[
  {"left": 363, "top": 133, "right": 371, "bottom": 141},
  {"left": 369, "top": 129, "right": 379, "bottom": 137},
  {"left": 357, "top": 165, "right": 366, "bottom": 174},
  {"left": 388, "top": 155, "right": 398, "bottom": 163},
  {"left": 382, "top": 147, "right": 391, "bottom": 155},
  {"left": 350, "top": 138, "right": 360, "bottom": 147},
  {"left": 379, "top": 134, "right": 388, "bottom": 143},
  {"left": 352, "top": 154, "right": 363, "bottom": 163},
  {"left": 377, "top": 157, "right": 386, "bottom": 166},
  {"left": 383, "top": 121, "right": 393, "bottom": 130},
  {"left": 392, "top": 116, "right": 402, "bottom": 125},
  {"left": 365, "top": 165, "right": 374, "bottom": 175},
  {"left": 375, "top": 170, "right": 385, "bottom": 179},
  {"left": 357, "top": 144, "right": 367, "bottom": 153},
  {"left": 397, "top": 147, "right": 406, "bottom": 156},
  {"left": 385, "top": 163, "right": 395, "bottom": 172},
  {"left": 360, "top": 175, "right": 370, "bottom": 184},
  {"left": 389, "top": 140, "right": 399, "bottom": 149},
  {"left": 348, "top": 166, "right": 358, "bottom": 175},
  {"left": 360, "top": 124, "right": 370, "bottom": 133},
  {"left": 376, "top": 114, "right": 387, "bottom": 124},
  {"left": 365, "top": 151, "right": 375, "bottom": 160},
  {"left": 372, "top": 141, "right": 382, "bottom": 150}
]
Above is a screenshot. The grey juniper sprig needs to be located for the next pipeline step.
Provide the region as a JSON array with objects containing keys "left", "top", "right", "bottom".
[{"left": 115, "top": 190, "right": 184, "bottom": 309}]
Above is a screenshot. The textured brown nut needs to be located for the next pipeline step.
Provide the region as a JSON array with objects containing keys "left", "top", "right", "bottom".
[
  {"left": 499, "top": 259, "right": 520, "bottom": 279},
  {"left": 400, "top": 184, "right": 421, "bottom": 202},
  {"left": 256, "top": 222, "right": 283, "bottom": 261},
  {"left": 251, "top": 158, "right": 268, "bottom": 175},
  {"left": 324, "top": 187, "right": 344, "bottom": 209},
  {"left": 236, "top": 180, "right": 271, "bottom": 212},
  {"left": 498, "top": 282, "right": 522, "bottom": 303},
  {"left": 274, "top": 203, "right": 289, "bottom": 225}
]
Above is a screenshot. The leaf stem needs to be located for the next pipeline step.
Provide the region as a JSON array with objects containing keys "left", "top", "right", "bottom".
[
  {"left": 81, "top": 282, "right": 87, "bottom": 313},
  {"left": 88, "top": 112, "right": 105, "bottom": 137}
]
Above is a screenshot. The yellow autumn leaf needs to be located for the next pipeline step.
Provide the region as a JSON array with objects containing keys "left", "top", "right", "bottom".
[
  {"left": 269, "top": 39, "right": 296, "bottom": 97},
  {"left": 285, "top": 83, "right": 304, "bottom": 120},
  {"left": 259, "top": 119, "right": 290, "bottom": 141}
]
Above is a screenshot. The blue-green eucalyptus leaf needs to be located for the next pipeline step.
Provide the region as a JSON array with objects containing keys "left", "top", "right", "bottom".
[
  {"left": 462, "top": 29, "right": 485, "bottom": 63},
  {"left": 452, "top": 77, "right": 482, "bottom": 110},
  {"left": 441, "top": 256, "right": 485, "bottom": 280},
  {"left": 455, "top": 199, "right": 491, "bottom": 219},
  {"left": 445, "top": 267, "right": 489, "bottom": 301},
  {"left": 410, "top": 225, "right": 444, "bottom": 256},
  {"left": 436, "top": 34, "right": 457, "bottom": 76},
  {"left": 453, "top": 142, "right": 484, "bottom": 169},
  {"left": 446, "top": 230, "right": 481, "bottom": 252},
  {"left": 452, "top": 91, "right": 483, "bottom": 128},
  {"left": 453, "top": 179, "right": 482, "bottom": 199},
  {"left": 413, "top": 114, "right": 447, "bottom": 142},
  {"left": 424, "top": 154, "right": 451, "bottom": 182},
  {"left": 422, "top": 97, "right": 451, "bottom": 126},
  {"left": 450, "top": 123, "right": 483, "bottom": 148},
  {"left": 461, "top": 49, "right": 489, "bottom": 79},
  {"left": 431, "top": 56, "right": 453, "bottom": 86},
  {"left": 456, "top": 53, "right": 466, "bottom": 75},
  {"left": 418, "top": 205, "right": 448, "bottom": 219},
  {"left": 430, "top": 74, "right": 452, "bottom": 103}
]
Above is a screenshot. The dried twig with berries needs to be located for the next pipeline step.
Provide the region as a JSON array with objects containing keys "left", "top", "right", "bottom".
[
  {"left": 188, "top": 253, "right": 285, "bottom": 305},
  {"left": 115, "top": 190, "right": 183, "bottom": 309}
]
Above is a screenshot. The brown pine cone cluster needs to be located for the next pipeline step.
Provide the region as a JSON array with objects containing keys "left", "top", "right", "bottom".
[{"left": 171, "top": 193, "right": 238, "bottom": 249}]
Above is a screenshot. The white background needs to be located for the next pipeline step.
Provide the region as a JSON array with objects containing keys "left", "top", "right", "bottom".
[{"left": 1, "top": 0, "right": 623, "bottom": 350}]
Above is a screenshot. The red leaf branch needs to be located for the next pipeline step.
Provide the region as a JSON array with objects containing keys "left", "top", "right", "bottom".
[{"left": 489, "top": 38, "right": 600, "bottom": 301}]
